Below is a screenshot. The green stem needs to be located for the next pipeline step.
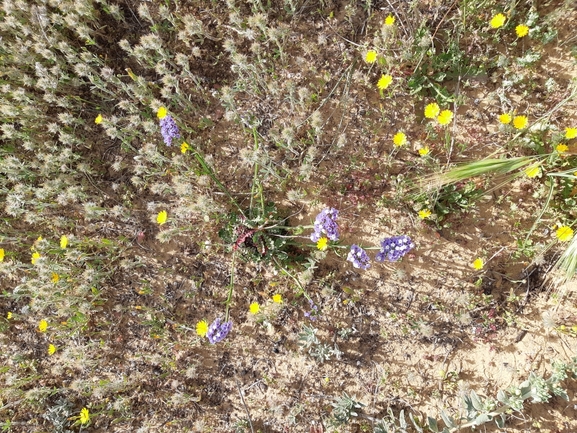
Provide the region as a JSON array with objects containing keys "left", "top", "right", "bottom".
[
  {"left": 272, "top": 257, "right": 311, "bottom": 302},
  {"left": 224, "top": 253, "right": 236, "bottom": 321},
  {"left": 190, "top": 147, "right": 245, "bottom": 217},
  {"left": 249, "top": 127, "right": 265, "bottom": 218}
]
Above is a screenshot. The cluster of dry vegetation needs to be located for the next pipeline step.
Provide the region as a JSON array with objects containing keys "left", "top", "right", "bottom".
[{"left": 1, "top": 0, "right": 577, "bottom": 432}]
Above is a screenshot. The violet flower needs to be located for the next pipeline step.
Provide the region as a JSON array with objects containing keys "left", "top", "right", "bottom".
[
  {"left": 206, "top": 318, "right": 232, "bottom": 344},
  {"left": 160, "top": 115, "right": 180, "bottom": 146},
  {"left": 347, "top": 244, "right": 370, "bottom": 270},
  {"left": 310, "top": 208, "right": 339, "bottom": 242},
  {"left": 375, "top": 235, "right": 414, "bottom": 262}
]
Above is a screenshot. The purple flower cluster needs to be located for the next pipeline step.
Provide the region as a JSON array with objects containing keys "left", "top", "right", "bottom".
[
  {"left": 160, "top": 115, "right": 180, "bottom": 146},
  {"left": 347, "top": 244, "right": 371, "bottom": 270},
  {"left": 304, "top": 299, "right": 319, "bottom": 321},
  {"left": 207, "top": 318, "right": 232, "bottom": 344},
  {"left": 310, "top": 208, "right": 339, "bottom": 242},
  {"left": 375, "top": 235, "right": 414, "bottom": 262}
]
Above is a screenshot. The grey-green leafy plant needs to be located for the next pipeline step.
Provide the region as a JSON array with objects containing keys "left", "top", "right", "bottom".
[
  {"left": 329, "top": 393, "right": 365, "bottom": 427},
  {"left": 369, "top": 357, "right": 577, "bottom": 432}
]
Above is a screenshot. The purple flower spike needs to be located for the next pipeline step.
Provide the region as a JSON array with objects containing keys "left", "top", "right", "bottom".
[
  {"left": 206, "top": 318, "right": 232, "bottom": 344},
  {"left": 160, "top": 115, "right": 180, "bottom": 146},
  {"left": 375, "top": 235, "right": 414, "bottom": 262},
  {"left": 347, "top": 244, "right": 370, "bottom": 270},
  {"left": 310, "top": 208, "right": 339, "bottom": 242}
]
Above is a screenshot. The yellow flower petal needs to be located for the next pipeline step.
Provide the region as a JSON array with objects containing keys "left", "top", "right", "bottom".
[
  {"left": 317, "top": 237, "right": 328, "bottom": 251},
  {"left": 499, "top": 113, "right": 512, "bottom": 124},
  {"left": 424, "top": 103, "right": 440, "bottom": 119},
  {"left": 196, "top": 320, "right": 208, "bottom": 337},
  {"left": 249, "top": 302, "right": 260, "bottom": 314},
  {"left": 418, "top": 209, "right": 432, "bottom": 219},
  {"left": 365, "top": 50, "right": 377, "bottom": 63},
  {"left": 48, "top": 344, "right": 57, "bottom": 355},
  {"left": 79, "top": 407, "right": 90, "bottom": 425},
  {"left": 472, "top": 258, "right": 484, "bottom": 270},
  {"left": 60, "top": 235, "right": 68, "bottom": 249},
  {"left": 566, "top": 127, "right": 577, "bottom": 140},
  {"left": 393, "top": 132, "right": 407, "bottom": 147},
  {"left": 38, "top": 319, "right": 48, "bottom": 332},
  {"left": 272, "top": 294, "right": 283, "bottom": 303},
  {"left": 0, "top": 248, "right": 4, "bottom": 262},
  {"left": 180, "top": 141, "right": 190, "bottom": 154},
  {"left": 384, "top": 15, "right": 395, "bottom": 26},
  {"left": 556, "top": 144, "right": 568, "bottom": 153},
  {"left": 94, "top": 114, "right": 103, "bottom": 124},
  {"left": 490, "top": 13, "right": 506, "bottom": 29},
  {"left": 437, "top": 110, "right": 453, "bottom": 126},
  {"left": 157, "top": 107, "right": 167, "bottom": 119},
  {"left": 31, "top": 251, "right": 41, "bottom": 265},
  {"left": 513, "top": 115, "right": 528, "bottom": 130},
  {"left": 377, "top": 74, "right": 393, "bottom": 90},
  {"left": 525, "top": 164, "right": 541, "bottom": 178},
  {"left": 556, "top": 226, "right": 573, "bottom": 242},
  {"left": 418, "top": 146, "right": 430, "bottom": 156},
  {"left": 515, "top": 24, "right": 529, "bottom": 38},
  {"left": 156, "top": 210, "right": 168, "bottom": 225}
]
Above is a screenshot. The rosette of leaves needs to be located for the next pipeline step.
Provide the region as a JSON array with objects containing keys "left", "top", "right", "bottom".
[{"left": 218, "top": 202, "right": 290, "bottom": 263}]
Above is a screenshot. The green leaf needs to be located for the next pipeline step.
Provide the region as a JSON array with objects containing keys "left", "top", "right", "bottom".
[
  {"left": 496, "top": 390, "right": 508, "bottom": 403},
  {"left": 427, "top": 417, "right": 439, "bottom": 432},
  {"left": 495, "top": 414, "right": 506, "bottom": 428},
  {"left": 440, "top": 410, "right": 455, "bottom": 428},
  {"left": 399, "top": 409, "right": 407, "bottom": 429},
  {"left": 469, "top": 390, "right": 484, "bottom": 411},
  {"left": 409, "top": 412, "right": 423, "bottom": 433},
  {"left": 473, "top": 413, "right": 491, "bottom": 426}
]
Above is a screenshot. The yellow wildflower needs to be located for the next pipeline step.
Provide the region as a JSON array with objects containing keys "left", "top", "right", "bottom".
[
  {"left": 525, "top": 164, "right": 540, "bottom": 178},
  {"left": 60, "top": 235, "right": 68, "bottom": 249},
  {"left": 7, "top": 312, "right": 12, "bottom": 319},
  {"left": 556, "top": 226, "right": 573, "bottom": 242},
  {"left": 156, "top": 210, "right": 168, "bottom": 225},
  {"left": 157, "top": 106, "right": 167, "bottom": 119},
  {"left": 556, "top": 144, "right": 568, "bottom": 153},
  {"left": 384, "top": 15, "right": 395, "bottom": 26},
  {"left": 0, "top": 248, "right": 4, "bottom": 262},
  {"left": 437, "top": 110, "right": 453, "bottom": 126},
  {"left": 393, "top": 132, "right": 407, "bottom": 147},
  {"left": 51, "top": 273, "right": 60, "bottom": 283},
  {"left": 196, "top": 320, "right": 208, "bottom": 337},
  {"left": 365, "top": 50, "right": 377, "bottom": 63},
  {"left": 566, "top": 127, "right": 577, "bottom": 140},
  {"left": 48, "top": 344, "right": 57, "bottom": 355},
  {"left": 249, "top": 302, "right": 260, "bottom": 314},
  {"left": 38, "top": 319, "right": 48, "bottom": 333},
  {"left": 472, "top": 258, "right": 484, "bottom": 270},
  {"left": 424, "top": 103, "right": 440, "bottom": 119},
  {"left": 418, "top": 209, "right": 432, "bottom": 219},
  {"left": 94, "top": 114, "right": 103, "bottom": 124},
  {"left": 317, "top": 237, "right": 328, "bottom": 251},
  {"left": 513, "top": 115, "right": 528, "bottom": 130},
  {"left": 377, "top": 74, "right": 393, "bottom": 90},
  {"left": 79, "top": 407, "right": 90, "bottom": 425},
  {"left": 515, "top": 24, "right": 529, "bottom": 37},
  {"left": 31, "top": 251, "right": 41, "bottom": 265},
  {"left": 419, "top": 146, "right": 430, "bottom": 156},
  {"left": 499, "top": 113, "right": 512, "bottom": 124},
  {"left": 490, "top": 13, "right": 506, "bottom": 29},
  {"left": 272, "top": 294, "right": 283, "bottom": 303},
  {"left": 180, "top": 141, "right": 190, "bottom": 154}
]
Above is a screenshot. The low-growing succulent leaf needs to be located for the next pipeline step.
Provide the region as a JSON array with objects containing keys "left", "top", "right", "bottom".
[
  {"left": 440, "top": 410, "right": 455, "bottom": 428},
  {"left": 427, "top": 416, "right": 439, "bottom": 432}
]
